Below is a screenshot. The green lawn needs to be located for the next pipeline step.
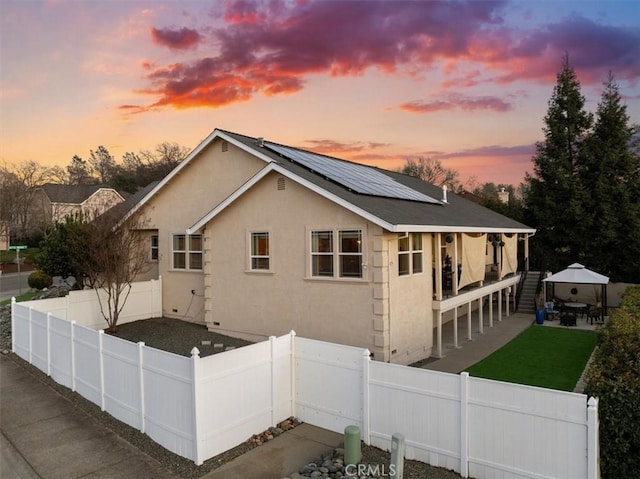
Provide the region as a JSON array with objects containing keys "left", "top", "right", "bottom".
[
  {"left": 0, "top": 291, "right": 40, "bottom": 306},
  {"left": 466, "top": 326, "right": 598, "bottom": 391}
]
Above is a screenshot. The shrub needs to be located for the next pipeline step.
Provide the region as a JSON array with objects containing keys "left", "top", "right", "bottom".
[
  {"left": 27, "top": 270, "right": 53, "bottom": 291},
  {"left": 585, "top": 286, "right": 640, "bottom": 478}
]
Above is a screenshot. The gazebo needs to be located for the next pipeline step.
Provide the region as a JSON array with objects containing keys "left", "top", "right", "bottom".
[{"left": 542, "top": 263, "right": 609, "bottom": 321}]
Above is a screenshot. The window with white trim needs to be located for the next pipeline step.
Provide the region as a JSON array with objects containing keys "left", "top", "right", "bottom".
[
  {"left": 250, "top": 232, "right": 270, "bottom": 270},
  {"left": 398, "top": 233, "right": 423, "bottom": 276},
  {"left": 172, "top": 234, "right": 203, "bottom": 270},
  {"left": 311, "top": 229, "right": 363, "bottom": 279},
  {"left": 150, "top": 235, "right": 159, "bottom": 260}
]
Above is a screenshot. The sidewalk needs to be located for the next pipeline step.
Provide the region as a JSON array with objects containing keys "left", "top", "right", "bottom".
[{"left": 0, "top": 354, "right": 176, "bottom": 479}]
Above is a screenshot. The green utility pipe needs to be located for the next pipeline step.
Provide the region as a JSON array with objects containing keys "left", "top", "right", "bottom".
[{"left": 344, "top": 425, "right": 361, "bottom": 466}]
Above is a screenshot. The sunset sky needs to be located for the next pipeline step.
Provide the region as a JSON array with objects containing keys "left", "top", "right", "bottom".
[{"left": 1, "top": 0, "right": 639, "bottom": 187}]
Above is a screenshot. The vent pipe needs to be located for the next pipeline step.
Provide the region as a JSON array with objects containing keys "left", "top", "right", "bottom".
[
  {"left": 256, "top": 137, "right": 264, "bottom": 147},
  {"left": 441, "top": 185, "right": 448, "bottom": 203}
]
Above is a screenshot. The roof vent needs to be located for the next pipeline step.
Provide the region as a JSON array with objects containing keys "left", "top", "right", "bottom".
[
  {"left": 256, "top": 137, "right": 264, "bottom": 147},
  {"left": 441, "top": 185, "right": 448, "bottom": 204}
]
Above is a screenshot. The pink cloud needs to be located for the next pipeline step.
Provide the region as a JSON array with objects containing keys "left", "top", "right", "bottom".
[
  {"left": 128, "top": 1, "right": 640, "bottom": 111},
  {"left": 150, "top": 26, "right": 201, "bottom": 50},
  {"left": 400, "top": 94, "right": 512, "bottom": 114}
]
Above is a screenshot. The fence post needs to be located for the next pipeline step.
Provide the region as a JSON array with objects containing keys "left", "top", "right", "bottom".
[
  {"left": 190, "top": 347, "right": 203, "bottom": 465},
  {"left": 290, "top": 330, "right": 296, "bottom": 419},
  {"left": 587, "top": 397, "right": 600, "bottom": 479},
  {"left": 460, "top": 372, "right": 469, "bottom": 478},
  {"left": 99, "top": 330, "right": 105, "bottom": 411},
  {"left": 46, "top": 313, "right": 52, "bottom": 376},
  {"left": 270, "top": 335, "right": 276, "bottom": 426},
  {"left": 71, "top": 321, "right": 76, "bottom": 392},
  {"left": 10, "top": 297, "right": 16, "bottom": 353},
  {"left": 138, "top": 342, "right": 146, "bottom": 433},
  {"left": 362, "top": 348, "right": 371, "bottom": 445},
  {"left": 28, "top": 306, "right": 33, "bottom": 364}
]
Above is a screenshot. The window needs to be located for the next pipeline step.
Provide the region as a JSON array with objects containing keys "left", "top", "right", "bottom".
[
  {"left": 150, "top": 235, "right": 158, "bottom": 260},
  {"left": 311, "top": 231, "right": 333, "bottom": 277},
  {"left": 250, "top": 232, "right": 270, "bottom": 270},
  {"left": 398, "top": 233, "right": 423, "bottom": 276},
  {"left": 311, "top": 229, "right": 363, "bottom": 279},
  {"left": 172, "top": 234, "right": 203, "bottom": 270},
  {"left": 339, "top": 230, "right": 362, "bottom": 278}
]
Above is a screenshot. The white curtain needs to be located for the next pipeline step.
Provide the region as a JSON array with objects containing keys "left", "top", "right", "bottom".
[
  {"left": 458, "top": 233, "right": 487, "bottom": 289},
  {"left": 500, "top": 233, "right": 518, "bottom": 277}
]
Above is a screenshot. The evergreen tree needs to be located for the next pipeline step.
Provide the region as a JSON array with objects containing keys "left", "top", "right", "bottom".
[
  {"left": 524, "top": 55, "right": 593, "bottom": 271},
  {"left": 66, "top": 155, "right": 93, "bottom": 185},
  {"left": 580, "top": 74, "right": 640, "bottom": 282},
  {"left": 88, "top": 146, "right": 116, "bottom": 183}
]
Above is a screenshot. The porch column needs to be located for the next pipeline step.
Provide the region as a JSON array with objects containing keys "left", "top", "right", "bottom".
[
  {"left": 524, "top": 235, "right": 530, "bottom": 272},
  {"left": 505, "top": 288, "right": 510, "bottom": 317},
  {"left": 478, "top": 297, "right": 484, "bottom": 334},
  {"left": 498, "top": 289, "right": 503, "bottom": 322},
  {"left": 453, "top": 308, "right": 458, "bottom": 349},
  {"left": 452, "top": 233, "right": 459, "bottom": 296},
  {"left": 436, "top": 310, "right": 443, "bottom": 358},
  {"left": 467, "top": 302, "right": 472, "bottom": 341},
  {"left": 489, "top": 292, "right": 494, "bottom": 327},
  {"left": 435, "top": 233, "right": 443, "bottom": 301}
]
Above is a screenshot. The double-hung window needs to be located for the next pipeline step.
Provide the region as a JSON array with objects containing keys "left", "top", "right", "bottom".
[
  {"left": 398, "top": 233, "right": 423, "bottom": 276},
  {"left": 150, "top": 235, "right": 159, "bottom": 260},
  {"left": 172, "top": 234, "right": 203, "bottom": 270},
  {"left": 311, "top": 229, "right": 363, "bottom": 279},
  {"left": 250, "top": 232, "right": 270, "bottom": 270}
]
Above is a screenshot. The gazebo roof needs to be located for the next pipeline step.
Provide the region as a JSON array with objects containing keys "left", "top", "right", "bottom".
[{"left": 542, "top": 263, "right": 609, "bottom": 285}]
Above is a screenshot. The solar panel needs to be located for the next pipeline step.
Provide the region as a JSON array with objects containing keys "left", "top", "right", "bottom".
[{"left": 265, "top": 142, "right": 441, "bottom": 204}]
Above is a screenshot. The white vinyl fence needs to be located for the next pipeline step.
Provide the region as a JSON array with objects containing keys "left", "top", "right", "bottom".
[
  {"left": 11, "top": 295, "right": 599, "bottom": 478},
  {"left": 20, "top": 277, "right": 162, "bottom": 329}
]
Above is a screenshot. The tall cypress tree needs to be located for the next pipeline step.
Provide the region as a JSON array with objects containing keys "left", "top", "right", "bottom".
[
  {"left": 580, "top": 74, "right": 640, "bottom": 282},
  {"left": 525, "top": 55, "right": 593, "bottom": 271}
]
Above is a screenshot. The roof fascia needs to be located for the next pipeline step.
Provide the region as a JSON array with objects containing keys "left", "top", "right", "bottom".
[
  {"left": 188, "top": 163, "right": 396, "bottom": 233},
  {"left": 393, "top": 225, "right": 537, "bottom": 234},
  {"left": 124, "top": 129, "right": 274, "bottom": 221}
]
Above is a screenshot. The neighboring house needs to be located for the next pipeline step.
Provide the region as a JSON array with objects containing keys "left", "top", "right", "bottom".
[
  {"left": 30, "top": 184, "right": 125, "bottom": 231},
  {"left": 127, "top": 129, "right": 535, "bottom": 365}
]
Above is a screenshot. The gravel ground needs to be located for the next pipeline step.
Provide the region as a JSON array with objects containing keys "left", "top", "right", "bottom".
[{"left": 1, "top": 315, "right": 465, "bottom": 478}]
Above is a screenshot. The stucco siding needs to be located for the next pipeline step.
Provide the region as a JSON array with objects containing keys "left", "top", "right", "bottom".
[
  {"left": 203, "top": 172, "right": 379, "bottom": 353},
  {"left": 387, "top": 232, "right": 434, "bottom": 365},
  {"left": 141, "top": 138, "right": 267, "bottom": 323}
]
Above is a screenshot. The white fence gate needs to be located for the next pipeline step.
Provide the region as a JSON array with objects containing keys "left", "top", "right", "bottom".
[{"left": 11, "top": 294, "right": 599, "bottom": 478}]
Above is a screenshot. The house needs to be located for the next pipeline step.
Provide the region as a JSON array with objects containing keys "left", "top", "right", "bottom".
[
  {"left": 128, "top": 129, "right": 535, "bottom": 365},
  {"left": 30, "top": 184, "right": 125, "bottom": 231}
]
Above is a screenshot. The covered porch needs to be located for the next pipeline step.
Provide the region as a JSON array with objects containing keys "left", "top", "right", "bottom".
[{"left": 432, "top": 275, "right": 521, "bottom": 358}]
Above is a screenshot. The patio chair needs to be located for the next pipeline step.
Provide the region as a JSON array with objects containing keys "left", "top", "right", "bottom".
[
  {"left": 588, "top": 306, "right": 604, "bottom": 325},
  {"left": 545, "top": 301, "right": 560, "bottom": 321}
]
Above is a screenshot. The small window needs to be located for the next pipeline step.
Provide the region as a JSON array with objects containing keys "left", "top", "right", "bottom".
[
  {"left": 150, "top": 235, "right": 159, "bottom": 261},
  {"left": 250, "top": 232, "right": 270, "bottom": 270},
  {"left": 172, "top": 234, "right": 203, "bottom": 270},
  {"left": 398, "top": 233, "right": 423, "bottom": 276}
]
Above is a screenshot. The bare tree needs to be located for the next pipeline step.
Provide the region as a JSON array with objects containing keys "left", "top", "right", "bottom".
[
  {"left": 69, "top": 207, "right": 150, "bottom": 332},
  {"left": 397, "top": 157, "right": 461, "bottom": 190},
  {"left": 0, "top": 160, "right": 53, "bottom": 240}
]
